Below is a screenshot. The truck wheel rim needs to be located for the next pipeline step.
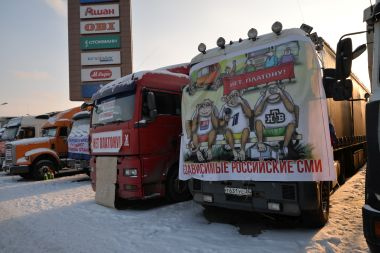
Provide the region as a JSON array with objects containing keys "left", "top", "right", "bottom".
[{"left": 40, "top": 165, "right": 52, "bottom": 174}]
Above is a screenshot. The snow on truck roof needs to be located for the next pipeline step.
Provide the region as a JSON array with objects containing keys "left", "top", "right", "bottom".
[
  {"left": 92, "top": 68, "right": 189, "bottom": 101},
  {"left": 72, "top": 111, "right": 90, "bottom": 121},
  {"left": 43, "top": 107, "right": 81, "bottom": 128}
]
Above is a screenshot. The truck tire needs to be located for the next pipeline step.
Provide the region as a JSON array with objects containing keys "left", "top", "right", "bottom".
[
  {"left": 19, "top": 173, "right": 32, "bottom": 180},
  {"left": 32, "top": 160, "right": 56, "bottom": 181},
  {"left": 302, "top": 181, "right": 330, "bottom": 228},
  {"left": 166, "top": 168, "right": 191, "bottom": 202}
]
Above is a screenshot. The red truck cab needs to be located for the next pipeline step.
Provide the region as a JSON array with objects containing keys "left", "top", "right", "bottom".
[{"left": 90, "top": 65, "right": 190, "bottom": 206}]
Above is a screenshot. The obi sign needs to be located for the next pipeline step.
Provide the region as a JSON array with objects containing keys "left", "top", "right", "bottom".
[
  {"left": 80, "top": 20, "right": 120, "bottom": 34},
  {"left": 80, "top": 4, "right": 119, "bottom": 19},
  {"left": 180, "top": 35, "right": 335, "bottom": 182},
  {"left": 81, "top": 67, "right": 121, "bottom": 82}
]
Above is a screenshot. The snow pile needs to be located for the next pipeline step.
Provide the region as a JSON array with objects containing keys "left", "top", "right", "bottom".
[
  {"left": 95, "top": 69, "right": 189, "bottom": 97},
  {"left": 0, "top": 167, "right": 369, "bottom": 253}
]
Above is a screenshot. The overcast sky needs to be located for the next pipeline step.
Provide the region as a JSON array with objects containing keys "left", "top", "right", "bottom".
[{"left": 0, "top": 0, "right": 371, "bottom": 116}]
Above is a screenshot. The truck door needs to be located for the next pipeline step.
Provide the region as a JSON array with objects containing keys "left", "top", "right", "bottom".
[
  {"left": 139, "top": 90, "right": 181, "bottom": 192},
  {"left": 57, "top": 127, "right": 69, "bottom": 157}
]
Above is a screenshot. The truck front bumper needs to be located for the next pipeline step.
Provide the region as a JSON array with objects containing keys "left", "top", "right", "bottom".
[
  {"left": 189, "top": 180, "right": 320, "bottom": 216},
  {"left": 4, "top": 165, "right": 30, "bottom": 175}
]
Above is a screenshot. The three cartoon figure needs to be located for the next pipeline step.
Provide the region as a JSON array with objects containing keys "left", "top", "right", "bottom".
[{"left": 186, "top": 44, "right": 298, "bottom": 162}]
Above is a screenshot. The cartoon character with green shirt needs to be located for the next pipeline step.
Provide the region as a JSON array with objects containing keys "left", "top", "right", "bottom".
[{"left": 253, "top": 83, "right": 298, "bottom": 156}]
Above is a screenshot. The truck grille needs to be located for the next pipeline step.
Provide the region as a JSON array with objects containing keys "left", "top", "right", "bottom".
[
  {"left": 5, "top": 144, "right": 13, "bottom": 164},
  {"left": 281, "top": 184, "right": 296, "bottom": 200}
]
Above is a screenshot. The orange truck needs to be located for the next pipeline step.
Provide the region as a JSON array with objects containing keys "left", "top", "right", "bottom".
[{"left": 3, "top": 107, "right": 81, "bottom": 180}]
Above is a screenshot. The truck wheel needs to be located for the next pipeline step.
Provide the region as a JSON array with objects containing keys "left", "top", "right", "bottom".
[
  {"left": 166, "top": 168, "right": 191, "bottom": 202},
  {"left": 32, "top": 160, "right": 56, "bottom": 181},
  {"left": 302, "top": 181, "right": 330, "bottom": 228}
]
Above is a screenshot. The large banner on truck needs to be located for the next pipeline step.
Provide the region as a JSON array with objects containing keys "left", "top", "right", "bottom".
[{"left": 180, "top": 35, "right": 335, "bottom": 181}]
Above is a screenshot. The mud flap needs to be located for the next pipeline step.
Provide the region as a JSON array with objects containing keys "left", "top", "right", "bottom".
[{"left": 95, "top": 157, "right": 117, "bottom": 208}]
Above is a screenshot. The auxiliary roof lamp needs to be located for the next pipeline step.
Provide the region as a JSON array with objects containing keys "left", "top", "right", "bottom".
[
  {"left": 248, "top": 28, "right": 258, "bottom": 40},
  {"left": 272, "top": 21, "right": 283, "bottom": 35}
]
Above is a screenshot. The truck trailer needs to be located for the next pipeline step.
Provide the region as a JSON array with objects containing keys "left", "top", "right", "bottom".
[
  {"left": 89, "top": 64, "right": 191, "bottom": 208},
  {"left": 180, "top": 23, "right": 367, "bottom": 227},
  {"left": 363, "top": 2, "right": 380, "bottom": 251}
]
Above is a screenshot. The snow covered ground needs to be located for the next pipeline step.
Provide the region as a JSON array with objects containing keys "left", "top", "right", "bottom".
[{"left": 0, "top": 168, "right": 369, "bottom": 253}]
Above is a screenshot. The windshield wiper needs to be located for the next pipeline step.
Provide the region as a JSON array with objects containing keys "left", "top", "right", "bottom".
[
  {"left": 107, "top": 119, "right": 125, "bottom": 124},
  {"left": 92, "top": 122, "right": 105, "bottom": 127}
]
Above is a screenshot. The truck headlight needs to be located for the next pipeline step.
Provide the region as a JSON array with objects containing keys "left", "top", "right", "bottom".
[
  {"left": 124, "top": 168, "right": 138, "bottom": 177},
  {"left": 24, "top": 156, "right": 29, "bottom": 161}
]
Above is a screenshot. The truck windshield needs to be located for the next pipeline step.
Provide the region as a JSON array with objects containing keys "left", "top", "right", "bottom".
[
  {"left": 92, "top": 92, "right": 135, "bottom": 126},
  {"left": 42, "top": 127, "right": 57, "bottom": 137},
  {"left": 1, "top": 126, "right": 19, "bottom": 140}
]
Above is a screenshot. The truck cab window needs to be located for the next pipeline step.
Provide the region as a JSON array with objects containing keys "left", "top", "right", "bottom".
[
  {"left": 59, "top": 127, "right": 68, "bottom": 137},
  {"left": 155, "top": 92, "right": 181, "bottom": 115},
  {"left": 22, "top": 127, "right": 35, "bottom": 138}
]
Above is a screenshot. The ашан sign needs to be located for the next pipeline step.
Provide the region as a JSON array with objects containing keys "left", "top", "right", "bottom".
[{"left": 80, "top": 4, "right": 119, "bottom": 19}]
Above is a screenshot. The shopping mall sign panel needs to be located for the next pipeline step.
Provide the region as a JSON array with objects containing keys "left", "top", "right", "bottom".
[
  {"left": 81, "top": 67, "right": 121, "bottom": 82},
  {"left": 80, "top": 4, "right": 119, "bottom": 19},
  {"left": 80, "top": 35, "right": 120, "bottom": 50},
  {"left": 80, "top": 0, "right": 117, "bottom": 3},
  {"left": 80, "top": 20, "right": 120, "bottom": 34}
]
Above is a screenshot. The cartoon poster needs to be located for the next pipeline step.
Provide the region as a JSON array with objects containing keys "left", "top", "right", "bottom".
[{"left": 179, "top": 35, "right": 335, "bottom": 182}]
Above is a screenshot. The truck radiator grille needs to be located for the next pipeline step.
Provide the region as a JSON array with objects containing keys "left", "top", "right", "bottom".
[
  {"left": 281, "top": 185, "right": 296, "bottom": 200},
  {"left": 5, "top": 147, "right": 12, "bottom": 161},
  {"left": 225, "top": 194, "right": 252, "bottom": 203},
  {"left": 192, "top": 179, "right": 201, "bottom": 191}
]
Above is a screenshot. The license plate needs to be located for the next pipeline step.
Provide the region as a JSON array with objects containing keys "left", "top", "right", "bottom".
[{"left": 224, "top": 187, "right": 252, "bottom": 196}]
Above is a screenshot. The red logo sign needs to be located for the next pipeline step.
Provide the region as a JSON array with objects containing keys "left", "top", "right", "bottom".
[
  {"left": 90, "top": 69, "right": 112, "bottom": 79},
  {"left": 84, "top": 22, "right": 116, "bottom": 32},
  {"left": 223, "top": 63, "right": 295, "bottom": 94},
  {"left": 85, "top": 7, "right": 115, "bottom": 17}
]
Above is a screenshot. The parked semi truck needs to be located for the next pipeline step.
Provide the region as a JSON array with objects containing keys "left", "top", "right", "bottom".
[
  {"left": 3, "top": 107, "right": 81, "bottom": 180},
  {"left": 179, "top": 23, "right": 367, "bottom": 227},
  {"left": 67, "top": 111, "right": 91, "bottom": 175},
  {"left": 0, "top": 115, "right": 49, "bottom": 168},
  {"left": 363, "top": 2, "right": 380, "bottom": 251},
  {"left": 89, "top": 64, "right": 191, "bottom": 208}
]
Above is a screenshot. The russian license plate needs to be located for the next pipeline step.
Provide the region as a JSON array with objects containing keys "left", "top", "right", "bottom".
[{"left": 224, "top": 187, "right": 252, "bottom": 196}]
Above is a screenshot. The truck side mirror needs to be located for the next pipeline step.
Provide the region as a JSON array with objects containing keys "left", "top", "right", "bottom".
[
  {"left": 322, "top": 68, "right": 336, "bottom": 98},
  {"left": 352, "top": 44, "right": 367, "bottom": 60},
  {"left": 332, "top": 79, "right": 353, "bottom": 101},
  {"left": 336, "top": 38, "right": 353, "bottom": 80},
  {"left": 147, "top": 92, "right": 157, "bottom": 120},
  {"left": 322, "top": 68, "right": 353, "bottom": 100}
]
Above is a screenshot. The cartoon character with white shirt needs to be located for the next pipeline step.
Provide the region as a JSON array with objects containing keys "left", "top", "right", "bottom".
[
  {"left": 189, "top": 99, "right": 219, "bottom": 162},
  {"left": 219, "top": 90, "right": 252, "bottom": 161}
]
